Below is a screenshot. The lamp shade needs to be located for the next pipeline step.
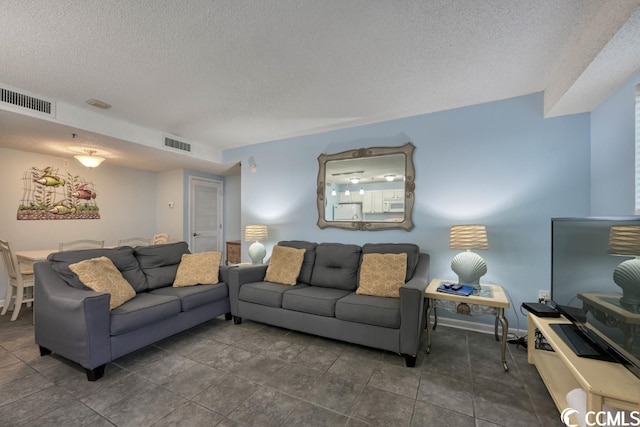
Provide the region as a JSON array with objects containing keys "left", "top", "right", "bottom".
[
  {"left": 244, "top": 224, "right": 268, "bottom": 241},
  {"left": 450, "top": 225, "right": 488, "bottom": 250},
  {"left": 609, "top": 226, "right": 640, "bottom": 256}
]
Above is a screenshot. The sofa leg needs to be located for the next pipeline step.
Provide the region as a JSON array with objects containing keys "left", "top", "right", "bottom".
[
  {"left": 86, "top": 365, "right": 105, "bottom": 381},
  {"left": 233, "top": 315, "right": 242, "bottom": 325},
  {"left": 404, "top": 354, "right": 417, "bottom": 367},
  {"left": 224, "top": 312, "right": 232, "bottom": 321},
  {"left": 39, "top": 346, "right": 52, "bottom": 356}
]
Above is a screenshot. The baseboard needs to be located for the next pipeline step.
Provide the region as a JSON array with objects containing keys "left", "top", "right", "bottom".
[{"left": 430, "top": 314, "right": 526, "bottom": 338}]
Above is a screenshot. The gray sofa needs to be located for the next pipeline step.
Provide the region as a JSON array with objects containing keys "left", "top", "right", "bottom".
[
  {"left": 229, "top": 241, "right": 429, "bottom": 366},
  {"left": 34, "top": 242, "right": 231, "bottom": 381}
]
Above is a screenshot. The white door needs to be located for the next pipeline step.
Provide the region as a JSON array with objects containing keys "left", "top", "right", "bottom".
[{"left": 189, "top": 177, "right": 223, "bottom": 253}]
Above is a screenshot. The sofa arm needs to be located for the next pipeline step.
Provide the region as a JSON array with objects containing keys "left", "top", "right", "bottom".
[
  {"left": 34, "top": 262, "right": 112, "bottom": 370},
  {"left": 399, "top": 253, "right": 430, "bottom": 356},
  {"left": 228, "top": 264, "right": 268, "bottom": 315},
  {"left": 219, "top": 265, "right": 231, "bottom": 285}
]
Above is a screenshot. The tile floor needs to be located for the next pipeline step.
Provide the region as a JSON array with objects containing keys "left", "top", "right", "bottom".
[{"left": 0, "top": 308, "right": 563, "bottom": 426}]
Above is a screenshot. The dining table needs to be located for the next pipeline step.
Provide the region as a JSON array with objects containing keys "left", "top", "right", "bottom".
[{"left": 15, "top": 249, "right": 56, "bottom": 265}]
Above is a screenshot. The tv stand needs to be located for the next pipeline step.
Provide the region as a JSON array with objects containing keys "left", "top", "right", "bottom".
[{"left": 527, "top": 314, "right": 640, "bottom": 416}]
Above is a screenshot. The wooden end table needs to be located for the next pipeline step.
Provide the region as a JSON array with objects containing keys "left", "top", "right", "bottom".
[{"left": 426, "top": 278, "right": 510, "bottom": 371}]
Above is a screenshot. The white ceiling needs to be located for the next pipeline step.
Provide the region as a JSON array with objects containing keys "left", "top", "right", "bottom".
[{"left": 1, "top": 1, "right": 639, "bottom": 173}]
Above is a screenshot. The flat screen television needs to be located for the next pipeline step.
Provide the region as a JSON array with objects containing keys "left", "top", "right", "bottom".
[{"left": 551, "top": 216, "right": 640, "bottom": 381}]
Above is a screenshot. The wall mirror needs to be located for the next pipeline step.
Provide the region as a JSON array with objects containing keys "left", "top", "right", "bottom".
[{"left": 317, "top": 142, "right": 415, "bottom": 231}]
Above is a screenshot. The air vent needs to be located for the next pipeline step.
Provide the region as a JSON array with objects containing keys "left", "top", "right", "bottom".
[
  {"left": 0, "top": 86, "right": 55, "bottom": 116},
  {"left": 163, "top": 136, "right": 191, "bottom": 152}
]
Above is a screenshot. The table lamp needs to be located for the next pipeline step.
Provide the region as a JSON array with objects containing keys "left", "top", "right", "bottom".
[
  {"left": 245, "top": 224, "right": 268, "bottom": 264},
  {"left": 449, "top": 224, "right": 488, "bottom": 290},
  {"left": 608, "top": 225, "right": 640, "bottom": 306}
]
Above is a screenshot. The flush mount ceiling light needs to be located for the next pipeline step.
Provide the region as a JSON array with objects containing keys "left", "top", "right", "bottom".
[
  {"left": 349, "top": 177, "right": 360, "bottom": 184},
  {"left": 74, "top": 149, "right": 105, "bottom": 168},
  {"left": 385, "top": 175, "right": 395, "bottom": 181},
  {"left": 86, "top": 99, "right": 112, "bottom": 109}
]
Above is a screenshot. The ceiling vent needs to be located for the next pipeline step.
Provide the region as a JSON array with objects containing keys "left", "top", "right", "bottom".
[
  {"left": 0, "top": 86, "right": 55, "bottom": 117},
  {"left": 163, "top": 135, "right": 191, "bottom": 153}
]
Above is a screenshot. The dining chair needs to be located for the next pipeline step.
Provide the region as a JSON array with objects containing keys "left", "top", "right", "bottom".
[
  {"left": 152, "top": 233, "right": 169, "bottom": 244},
  {"left": 117, "top": 237, "right": 151, "bottom": 247},
  {"left": 58, "top": 239, "right": 105, "bottom": 251},
  {"left": 0, "top": 239, "right": 35, "bottom": 321}
]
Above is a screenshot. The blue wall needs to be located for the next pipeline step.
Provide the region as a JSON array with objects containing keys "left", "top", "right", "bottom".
[
  {"left": 591, "top": 71, "right": 640, "bottom": 215},
  {"left": 222, "top": 92, "right": 591, "bottom": 331}
]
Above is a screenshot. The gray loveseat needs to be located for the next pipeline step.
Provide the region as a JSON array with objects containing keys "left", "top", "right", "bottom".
[
  {"left": 34, "top": 242, "right": 231, "bottom": 381},
  {"left": 229, "top": 241, "right": 429, "bottom": 366}
]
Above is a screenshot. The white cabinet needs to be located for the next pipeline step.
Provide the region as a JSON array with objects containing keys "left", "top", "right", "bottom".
[
  {"left": 339, "top": 191, "right": 364, "bottom": 203},
  {"left": 363, "top": 190, "right": 384, "bottom": 213},
  {"left": 362, "top": 192, "right": 372, "bottom": 212},
  {"left": 351, "top": 192, "right": 364, "bottom": 203},
  {"left": 383, "top": 189, "right": 404, "bottom": 200}
]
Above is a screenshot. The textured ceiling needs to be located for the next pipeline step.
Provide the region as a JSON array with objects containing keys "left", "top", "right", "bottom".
[{"left": 0, "top": 1, "right": 639, "bottom": 172}]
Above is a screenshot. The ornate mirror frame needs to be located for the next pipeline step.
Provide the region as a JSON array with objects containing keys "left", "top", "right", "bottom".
[{"left": 316, "top": 142, "right": 415, "bottom": 231}]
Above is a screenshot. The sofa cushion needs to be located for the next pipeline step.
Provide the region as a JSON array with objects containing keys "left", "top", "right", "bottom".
[
  {"left": 69, "top": 256, "right": 137, "bottom": 310},
  {"left": 282, "top": 286, "right": 352, "bottom": 317},
  {"left": 362, "top": 243, "right": 420, "bottom": 281},
  {"left": 134, "top": 242, "right": 190, "bottom": 290},
  {"left": 48, "top": 246, "right": 148, "bottom": 292},
  {"left": 173, "top": 251, "right": 222, "bottom": 287},
  {"left": 356, "top": 253, "right": 407, "bottom": 298},
  {"left": 239, "top": 281, "right": 308, "bottom": 307},
  {"left": 278, "top": 240, "right": 317, "bottom": 284},
  {"left": 264, "top": 245, "right": 306, "bottom": 285},
  {"left": 151, "top": 283, "right": 228, "bottom": 311},
  {"left": 309, "top": 243, "right": 361, "bottom": 290},
  {"left": 110, "top": 292, "right": 181, "bottom": 336},
  {"left": 335, "top": 293, "right": 401, "bottom": 328}
]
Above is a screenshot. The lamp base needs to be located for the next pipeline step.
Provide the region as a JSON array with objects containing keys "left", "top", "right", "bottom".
[
  {"left": 248, "top": 241, "right": 266, "bottom": 264},
  {"left": 613, "top": 258, "right": 640, "bottom": 305},
  {"left": 451, "top": 251, "right": 487, "bottom": 290}
]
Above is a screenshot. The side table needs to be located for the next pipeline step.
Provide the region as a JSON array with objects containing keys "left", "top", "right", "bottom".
[
  {"left": 425, "top": 278, "right": 510, "bottom": 371},
  {"left": 226, "top": 241, "right": 241, "bottom": 265}
]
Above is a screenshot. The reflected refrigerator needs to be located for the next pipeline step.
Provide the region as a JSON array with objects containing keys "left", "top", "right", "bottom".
[{"left": 333, "top": 203, "right": 363, "bottom": 221}]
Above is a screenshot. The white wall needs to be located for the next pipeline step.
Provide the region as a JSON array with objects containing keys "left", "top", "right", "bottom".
[
  {"left": 590, "top": 71, "right": 640, "bottom": 215},
  {"left": 156, "top": 169, "right": 184, "bottom": 242},
  {"left": 0, "top": 147, "right": 157, "bottom": 304}
]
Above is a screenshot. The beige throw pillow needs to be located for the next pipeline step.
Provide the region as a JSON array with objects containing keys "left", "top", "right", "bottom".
[
  {"left": 69, "top": 256, "right": 136, "bottom": 310},
  {"left": 357, "top": 253, "right": 408, "bottom": 298},
  {"left": 264, "top": 245, "right": 306, "bottom": 285},
  {"left": 173, "top": 252, "right": 222, "bottom": 287}
]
